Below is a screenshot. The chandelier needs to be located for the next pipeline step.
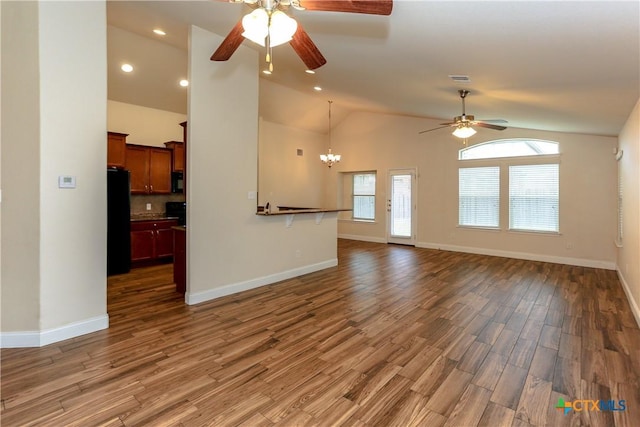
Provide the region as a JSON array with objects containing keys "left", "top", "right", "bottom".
[{"left": 320, "top": 100, "right": 341, "bottom": 168}]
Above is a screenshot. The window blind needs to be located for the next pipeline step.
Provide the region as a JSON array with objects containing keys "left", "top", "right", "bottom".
[
  {"left": 459, "top": 167, "right": 500, "bottom": 227},
  {"left": 509, "top": 164, "right": 559, "bottom": 232},
  {"left": 353, "top": 173, "right": 376, "bottom": 220}
]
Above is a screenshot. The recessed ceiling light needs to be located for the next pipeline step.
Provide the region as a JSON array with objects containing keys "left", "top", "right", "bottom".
[
  {"left": 313, "top": 86, "right": 322, "bottom": 91},
  {"left": 153, "top": 29, "right": 166, "bottom": 36},
  {"left": 121, "top": 63, "right": 133, "bottom": 73},
  {"left": 179, "top": 79, "right": 189, "bottom": 87},
  {"left": 305, "top": 69, "right": 315, "bottom": 74}
]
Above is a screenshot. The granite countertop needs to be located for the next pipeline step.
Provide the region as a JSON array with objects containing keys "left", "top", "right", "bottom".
[{"left": 130, "top": 214, "right": 180, "bottom": 222}]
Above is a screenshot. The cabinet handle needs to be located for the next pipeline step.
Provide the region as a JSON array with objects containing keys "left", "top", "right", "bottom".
[
  {"left": 150, "top": 185, "right": 154, "bottom": 193},
  {"left": 144, "top": 185, "right": 148, "bottom": 192}
]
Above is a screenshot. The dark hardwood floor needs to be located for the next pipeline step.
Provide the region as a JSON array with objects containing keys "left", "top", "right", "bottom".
[{"left": 2, "top": 239, "right": 639, "bottom": 426}]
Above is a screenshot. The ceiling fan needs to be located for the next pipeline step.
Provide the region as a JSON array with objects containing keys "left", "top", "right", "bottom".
[
  {"left": 210, "top": 0, "right": 393, "bottom": 72},
  {"left": 419, "top": 90, "right": 508, "bottom": 139}
]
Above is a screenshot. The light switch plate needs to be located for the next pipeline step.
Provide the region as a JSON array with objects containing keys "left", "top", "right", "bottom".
[{"left": 58, "top": 175, "right": 76, "bottom": 188}]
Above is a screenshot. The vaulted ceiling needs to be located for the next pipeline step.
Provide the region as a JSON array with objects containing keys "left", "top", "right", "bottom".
[{"left": 107, "top": 1, "right": 639, "bottom": 136}]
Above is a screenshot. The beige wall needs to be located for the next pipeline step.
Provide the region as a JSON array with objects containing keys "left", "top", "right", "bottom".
[
  {"left": 1, "top": 0, "right": 41, "bottom": 332},
  {"left": 258, "top": 119, "right": 327, "bottom": 208},
  {"left": 328, "top": 111, "right": 618, "bottom": 268},
  {"left": 1, "top": 1, "right": 108, "bottom": 345},
  {"left": 617, "top": 97, "right": 640, "bottom": 324},
  {"left": 107, "top": 100, "right": 186, "bottom": 147},
  {"left": 186, "top": 26, "right": 337, "bottom": 304}
]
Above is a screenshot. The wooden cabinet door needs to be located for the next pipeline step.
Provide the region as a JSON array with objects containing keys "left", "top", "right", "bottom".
[
  {"left": 107, "top": 132, "right": 127, "bottom": 168},
  {"left": 164, "top": 141, "right": 184, "bottom": 172},
  {"left": 149, "top": 149, "right": 172, "bottom": 194},
  {"left": 130, "top": 229, "right": 155, "bottom": 261},
  {"left": 155, "top": 226, "right": 175, "bottom": 258},
  {"left": 125, "top": 145, "right": 149, "bottom": 194}
]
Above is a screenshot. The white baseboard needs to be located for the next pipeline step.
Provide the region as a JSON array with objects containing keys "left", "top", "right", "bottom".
[
  {"left": 0, "top": 314, "right": 109, "bottom": 348},
  {"left": 186, "top": 259, "right": 338, "bottom": 305},
  {"left": 338, "top": 234, "right": 387, "bottom": 244},
  {"left": 415, "top": 241, "right": 617, "bottom": 270},
  {"left": 616, "top": 268, "right": 640, "bottom": 328}
]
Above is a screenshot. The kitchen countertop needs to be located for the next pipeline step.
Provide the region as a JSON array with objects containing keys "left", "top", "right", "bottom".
[
  {"left": 130, "top": 214, "right": 180, "bottom": 222},
  {"left": 256, "top": 208, "right": 351, "bottom": 216},
  {"left": 172, "top": 226, "right": 186, "bottom": 231}
]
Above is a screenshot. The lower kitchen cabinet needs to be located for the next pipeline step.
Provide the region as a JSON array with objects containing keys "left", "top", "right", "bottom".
[
  {"left": 130, "top": 219, "right": 178, "bottom": 263},
  {"left": 173, "top": 226, "right": 186, "bottom": 294}
]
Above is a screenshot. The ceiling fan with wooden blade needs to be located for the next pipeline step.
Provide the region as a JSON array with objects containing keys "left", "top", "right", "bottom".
[
  {"left": 210, "top": 0, "right": 393, "bottom": 71},
  {"left": 419, "top": 90, "right": 508, "bottom": 138}
]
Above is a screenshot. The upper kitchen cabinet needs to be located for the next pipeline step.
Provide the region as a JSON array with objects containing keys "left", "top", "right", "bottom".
[
  {"left": 164, "top": 141, "right": 184, "bottom": 172},
  {"left": 107, "top": 132, "right": 128, "bottom": 168},
  {"left": 125, "top": 144, "right": 172, "bottom": 194}
]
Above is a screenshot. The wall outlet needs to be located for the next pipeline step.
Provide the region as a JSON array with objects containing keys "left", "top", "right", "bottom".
[
  {"left": 565, "top": 242, "right": 573, "bottom": 250},
  {"left": 146, "top": 203, "right": 152, "bottom": 211},
  {"left": 295, "top": 249, "right": 302, "bottom": 258}
]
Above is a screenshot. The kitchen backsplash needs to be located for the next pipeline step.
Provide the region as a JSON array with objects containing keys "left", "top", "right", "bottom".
[{"left": 131, "top": 194, "right": 185, "bottom": 216}]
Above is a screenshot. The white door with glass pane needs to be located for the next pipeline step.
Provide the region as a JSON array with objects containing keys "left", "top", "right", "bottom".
[{"left": 387, "top": 169, "right": 416, "bottom": 245}]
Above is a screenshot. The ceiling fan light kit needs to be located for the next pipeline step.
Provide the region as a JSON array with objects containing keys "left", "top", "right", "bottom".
[
  {"left": 241, "top": 9, "right": 298, "bottom": 47},
  {"left": 452, "top": 125, "right": 476, "bottom": 139}
]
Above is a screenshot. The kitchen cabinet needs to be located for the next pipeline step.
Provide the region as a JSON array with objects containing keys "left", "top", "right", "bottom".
[
  {"left": 164, "top": 141, "right": 184, "bottom": 172},
  {"left": 130, "top": 219, "right": 178, "bottom": 263},
  {"left": 107, "top": 132, "right": 128, "bottom": 168},
  {"left": 125, "top": 144, "right": 172, "bottom": 194},
  {"left": 173, "top": 226, "right": 186, "bottom": 294}
]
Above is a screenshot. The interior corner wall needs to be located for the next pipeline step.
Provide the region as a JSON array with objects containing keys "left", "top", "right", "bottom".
[
  {"left": 1, "top": 0, "right": 41, "bottom": 332},
  {"left": 107, "top": 100, "right": 186, "bottom": 147},
  {"left": 331, "top": 111, "right": 618, "bottom": 268},
  {"left": 617, "top": 97, "right": 640, "bottom": 324},
  {"left": 186, "top": 26, "right": 337, "bottom": 304}
]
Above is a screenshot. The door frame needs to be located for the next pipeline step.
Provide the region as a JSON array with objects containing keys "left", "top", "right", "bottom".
[{"left": 386, "top": 168, "right": 417, "bottom": 246}]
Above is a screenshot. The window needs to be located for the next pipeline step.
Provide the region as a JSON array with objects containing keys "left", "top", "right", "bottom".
[
  {"left": 509, "top": 164, "right": 559, "bottom": 232},
  {"left": 460, "top": 138, "right": 559, "bottom": 160},
  {"left": 458, "top": 139, "right": 560, "bottom": 233},
  {"left": 353, "top": 173, "right": 376, "bottom": 220},
  {"left": 459, "top": 167, "right": 500, "bottom": 227}
]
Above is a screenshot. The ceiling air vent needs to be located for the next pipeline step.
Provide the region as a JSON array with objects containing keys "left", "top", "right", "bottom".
[{"left": 449, "top": 75, "right": 471, "bottom": 83}]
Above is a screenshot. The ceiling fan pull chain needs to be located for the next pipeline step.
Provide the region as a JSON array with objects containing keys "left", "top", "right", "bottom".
[{"left": 265, "top": 12, "right": 274, "bottom": 71}]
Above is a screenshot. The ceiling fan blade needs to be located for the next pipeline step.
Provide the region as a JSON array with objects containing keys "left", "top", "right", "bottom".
[
  {"left": 440, "top": 122, "right": 456, "bottom": 126},
  {"left": 418, "top": 125, "right": 451, "bottom": 135},
  {"left": 299, "top": 0, "right": 393, "bottom": 15},
  {"left": 290, "top": 24, "right": 327, "bottom": 70},
  {"left": 475, "top": 122, "right": 507, "bottom": 131},
  {"left": 210, "top": 20, "right": 244, "bottom": 61},
  {"left": 477, "top": 119, "right": 508, "bottom": 124}
]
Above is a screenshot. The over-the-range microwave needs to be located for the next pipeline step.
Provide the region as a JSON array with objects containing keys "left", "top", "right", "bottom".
[{"left": 171, "top": 171, "right": 184, "bottom": 193}]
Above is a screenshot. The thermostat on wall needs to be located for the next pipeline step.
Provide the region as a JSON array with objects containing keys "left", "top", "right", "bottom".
[{"left": 58, "top": 175, "right": 76, "bottom": 189}]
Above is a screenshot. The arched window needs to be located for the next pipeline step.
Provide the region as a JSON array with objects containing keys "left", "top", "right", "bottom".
[
  {"left": 458, "top": 139, "right": 560, "bottom": 233},
  {"left": 459, "top": 138, "right": 559, "bottom": 160}
]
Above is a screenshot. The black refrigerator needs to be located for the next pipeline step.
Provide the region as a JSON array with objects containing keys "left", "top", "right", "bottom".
[{"left": 107, "top": 168, "right": 131, "bottom": 275}]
